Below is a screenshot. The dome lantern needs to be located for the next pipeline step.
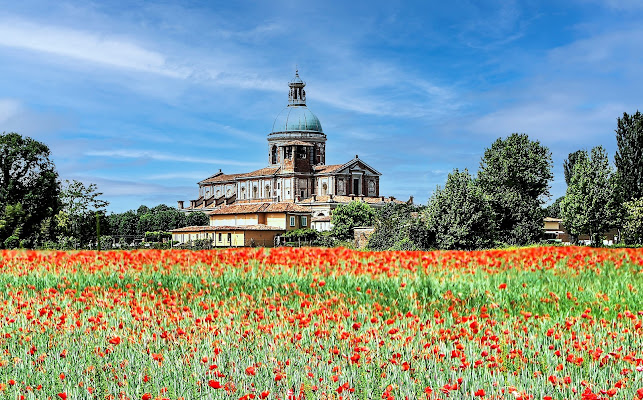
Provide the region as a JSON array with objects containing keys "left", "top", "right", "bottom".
[{"left": 288, "top": 69, "right": 306, "bottom": 106}]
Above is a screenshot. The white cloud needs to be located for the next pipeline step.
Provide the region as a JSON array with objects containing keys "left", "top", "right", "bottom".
[
  {"left": 86, "top": 149, "right": 262, "bottom": 168},
  {"left": 0, "top": 18, "right": 189, "bottom": 78}
]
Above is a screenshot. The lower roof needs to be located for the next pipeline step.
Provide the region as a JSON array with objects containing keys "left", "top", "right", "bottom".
[{"left": 171, "top": 224, "right": 284, "bottom": 232}]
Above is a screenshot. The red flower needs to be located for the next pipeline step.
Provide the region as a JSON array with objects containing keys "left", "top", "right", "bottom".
[
  {"left": 208, "top": 380, "right": 222, "bottom": 389},
  {"left": 260, "top": 391, "right": 270, "bottom": 399},
  {"left": 142, "top": 394, "right": 152, "bottom": 400},
  {"left": 245, "top": 366, "right": 256, "bottom": 376},
  {"left": 109, "top": 336, "right": 121, "bottom": 345},
  {"left": 58, "top": 393, "right": 67, "bottom": 400},
  {"left": 474, "top": 389, "right": 485, "bottom": 396},
  {"left": 498, "top": 283, "right": 507, "bottom": 289}
]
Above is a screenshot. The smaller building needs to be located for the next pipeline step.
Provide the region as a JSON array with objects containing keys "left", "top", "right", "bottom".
[
  {"left": 171, "top": 202, "right": 312, "bottom": 247},
  {"left": 543, "top": 217, "right": 619, "bottom": 245}
]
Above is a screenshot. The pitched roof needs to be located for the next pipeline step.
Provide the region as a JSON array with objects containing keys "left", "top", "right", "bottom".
[
  {"left": 239, "top": 166, "right": 281, "bottom": 178},
  {"left": 313, "top": 164, "right": 343, "bottom": 173},
  {"left": 209, "top": 202, "right": 312, "bottom": 215},
  {"left": 170, "top": 224, "right": 283, "bottom": 232},
  {"left": 544, "top": 217, "right": 563, "bottom": 222},
  {"left": 199, "top": 173, "right": 245, "bottom": 184}
]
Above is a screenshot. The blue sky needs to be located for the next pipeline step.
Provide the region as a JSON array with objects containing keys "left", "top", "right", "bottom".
[{"left": 1, "top": 0, "right": 642, "bottom": 212}]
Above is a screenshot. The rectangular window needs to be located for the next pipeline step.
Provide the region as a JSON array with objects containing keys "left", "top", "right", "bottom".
[
  {"left": 301, "top": 216, "right": 307, "bottom": 227},
  {"left": 227, "top": 233, "right": 232, "bottom": 243},
  {"left": 218, "top": 233, "right": 222, "bottom": 242},
  {"left": 290, "top": 216, "right": 296, "bottom": 227}
]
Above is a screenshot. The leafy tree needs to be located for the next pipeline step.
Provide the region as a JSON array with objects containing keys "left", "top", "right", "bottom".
[
  {"left": 478, "top": 133, "right": 553, "bottom": 245},
  {"left": 563, "top": 150, "right": 588, "bottom": 186},
  {"left": 560, "top": 146, "right": 614, "bottom": 246},
  {"left": 423, "top": 169, "right": 495, "bottom": 250},
  {"left": 368, "top": 203, "right": 430, "bottom": 250},
  {"left": 614, "top": 110, "right": 643, "bottom": 202},
  {"left": 623, "top": 197, "right": 643, "bottom": 244},
  {"left": 185, "top": 211, "right": 209, "bottom": 226},
  {"left": 544, "top": 196, "right": 564, "bottom": 219},
  {"left": 330, "top": 201, "right": 375, "bottom": 241},
  {"left": 56, "top": 180, "right": 109, "bottom": 247},
  {"left": 0, "top": 132, "right": 60, "bottom": 247}
]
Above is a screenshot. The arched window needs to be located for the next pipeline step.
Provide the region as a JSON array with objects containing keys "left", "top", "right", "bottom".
[
  {"left": 271, "top": 146, "right": 277, "bottom": 164},
  {"left": 322, "top": 183, "right": 328, "bottom": 196}
]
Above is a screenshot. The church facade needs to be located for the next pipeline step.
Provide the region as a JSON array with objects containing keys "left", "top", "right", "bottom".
[{"left": 177, "top": 71, "right": 405, "bottom": 234}]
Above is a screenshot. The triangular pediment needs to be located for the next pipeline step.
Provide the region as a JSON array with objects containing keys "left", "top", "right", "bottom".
[{"left": 332, "top": 157, "right": 381, "bottom": 176}]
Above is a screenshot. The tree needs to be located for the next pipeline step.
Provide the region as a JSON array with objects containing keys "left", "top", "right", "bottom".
[
  {"left": 330, "top": 201, "right": 375, "bottom": 241},
  {"left": 477, "top": 133, "right": 553, "bottom": 245},
  {"left": 614, "top": 110, "right": 643, "bottom": 202},
  {"left": 423, "top": 169, "right": 495, "bottom": 250},
  {"left": 623, "top": 197, "right": 643, "bottom": 244},
  {"left": 544, "top": 196, "right": 564, "bottom": 219},
  {"left": 185, "top": 211, "right": 209, "bottom": 226},
  {"left": 563, "top": 150, "right": 588, "bottom": 186},
  {"left": 0, "top": 132, "right": 60, "bottom": 247},
  {"left": 56, "top": 180, "right": 109, "bottom": 247},
  {"left": 367, "top": 203, "right": 431, "bottom": 250},
  {"left": 560, "top": 146, "right": 614, "bottom": 246}
]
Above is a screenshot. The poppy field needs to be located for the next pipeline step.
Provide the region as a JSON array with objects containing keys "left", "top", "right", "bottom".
[{"left": 1, "top": 246, "right": 642, "bottom": 400}]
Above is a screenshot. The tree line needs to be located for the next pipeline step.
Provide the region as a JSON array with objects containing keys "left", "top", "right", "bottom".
[
  {"left": 0, "top": 132, "right": 207, "bottom": 249},
  {"left": 363, "top": 110, "right": 642, "bottom": 250}
]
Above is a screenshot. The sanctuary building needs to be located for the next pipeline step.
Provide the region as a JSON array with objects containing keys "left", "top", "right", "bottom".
[{"left": 173, "top": 71, "right": 405, "bottom": 245}]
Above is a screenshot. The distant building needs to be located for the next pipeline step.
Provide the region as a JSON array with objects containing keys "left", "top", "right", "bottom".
[
  {"left": 174, "top": 70, "right": 407, "bottom": 244},
  {"left": 543, "top": 217, "right": 619, "bottom": 245}
]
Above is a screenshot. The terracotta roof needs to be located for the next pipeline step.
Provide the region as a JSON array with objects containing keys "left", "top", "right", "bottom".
[
  {"left": 264, "top": 203, "right": 312, "bottom": 213},
  {"left": 312, "top": 216, "right": 331, "bottom": 222},
  {"left": 199, "top": 173, "right": 245, "bottom": 184},
  {"left": 279, "top": 140, "right": 314, "bottom": 147},
  {"left": 210, "top": 203, "right": 269, "bottom": 215},
  {"left": 313, "top": 164, "right": 344, "bottom": 173},
  {"left": 171, "top": 224, "right": 284, "bottom": 232},
  {"left": 239, "top": 166, "right": 280, "bottom": 178},
  {"left": 209, "top": 202, "right": 312, "bottom": 215}
]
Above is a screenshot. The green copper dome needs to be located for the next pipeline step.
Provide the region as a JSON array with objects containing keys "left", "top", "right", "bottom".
[{"left": 271, "top": 105, "right": 323, "bottom": 133}]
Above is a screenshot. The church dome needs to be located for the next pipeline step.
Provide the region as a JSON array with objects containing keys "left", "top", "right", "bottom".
[{"left": 271, "top": 106, "right": 323, "bottom": 133}]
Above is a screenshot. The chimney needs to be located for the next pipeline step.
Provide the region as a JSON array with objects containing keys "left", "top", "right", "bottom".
[
  {"left": 190, "top": 200, "right": 197, "bottom": 208},
  {"left": 355, "top": 154, "right": 358, "bottom": 159},
  {"left": 351, "top": 195, "right": 355, "bottom": 200},
  {"left": 408, "top": 196, "right": 414, "bottom": 204},
  {"left": 312, "top": 194, "right": 317, "bottom": 201},
  {"left": 381, "top": 196, "right": 385, "bottom": 201},
  {"left": 177, "top": 200, "right": 184, "bottom": 209},
  {"left": 390, "top": 196, "right": 395, "bottom": 201}
]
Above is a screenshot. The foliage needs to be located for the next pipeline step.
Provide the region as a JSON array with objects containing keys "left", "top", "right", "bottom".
[
  {"left": 0, "top": 132, "right": 60, "bottom": 247},
  {"left": 614, "top": 110, "right": 643, "bottom": 202},
  {"left": 544, "top": 196, "right": 563, "bottom": 219},
  {"left": 185, "top": 211, "right": 209, "bottom": 226},
  {"left": 283, "top": 228, "right": 320, "bottom": 243},
  {"left": 477, "top": 133, "right": 553, "bottom": 245},
  {"left": 330, "top": 201, "right": 375, "bottom": 240},
  {"left": 623, "top": 197, "right": 643, "bottom": 244},
  {"left": 367, "top": 202, "right": 431, "bottom": 250},
  {"left": 313, "top": 231, "right": 339, "bottom": 247},
  {"left": 423, "top": 169, "right": 495, "bottom": 250},
  {"left": 55, "top": 180, "right": 109, "bottom": 248},
  {"left": 560, "top": 146, "right": 615, "bottom": 246},
  {"left": 144, "top": 231, "right": 172, "bottom": 242},
  {"left": 0, "top": 246, "right": 642, "bottom": 399},
  {"left": 563, "top": 150, "right": 588, "bottom": 186},
  {"left": 106, "top": 204, "right": 188, "bottom": 239}
]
